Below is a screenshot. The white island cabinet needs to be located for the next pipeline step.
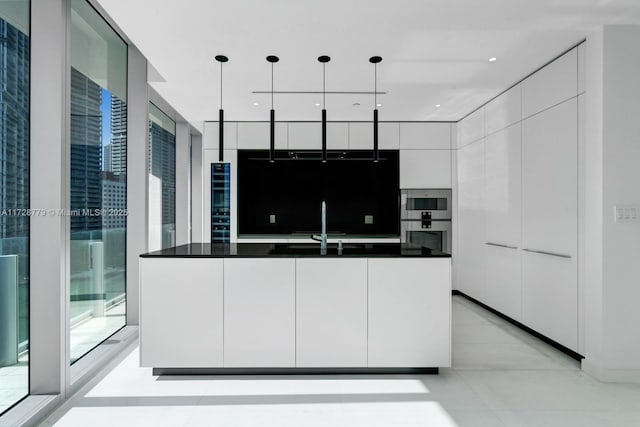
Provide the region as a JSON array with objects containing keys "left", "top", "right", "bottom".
[{"left": 139, "top": 244, "right": 452, "bottom": 372}]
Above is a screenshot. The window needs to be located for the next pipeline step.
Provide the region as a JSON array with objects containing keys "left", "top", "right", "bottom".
[
  {"left": 148, "top": 103, "right": 176, "bottom": 250},
  {"left": 0, "top": 0, "right": 29, "bottom": 414},
  {"left": 69, "top": 0, "right": 127, "bottom": 363}
]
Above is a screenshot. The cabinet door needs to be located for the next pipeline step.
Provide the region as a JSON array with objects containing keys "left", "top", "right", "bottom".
[
  {"left": 522, "top": 98, "right": 577, "bottom": 256},
  {"left": 399, "top": 123, "right": 451, "bottom": 149},
  {"left": 400, "top": 149, "right": 451, "bottom": 188},
  {"left": 223, "top": 259, "right": 295, "bottom": 367},
  {"left": 522, "top": 48, "right": 578, "bottom": 118},
  {"left": 288, "top": 122, "right": 348, "bottom": 150},
  {"left": 140, "top": 258, "right": 223, "bottom": 367},
  {"left": 237, "top": 122, "right": 287, "bottom": 149},
  {"left": 457, "top": 140, "right": 485, "bottom": 299},
  {"left": 295, "top": 259, "right": 367, "bottom": 367},
  {"left": 458, "top": 108, "right": 484, "bottom": 148},
  {"left": 368, "top": 259, "right": 451, "bottom": 367},
  {"left": 349, "top": 122, "right": 399, "bottom": 149},
  {"left": 484, "top": 123, "right": 521, "bottom": 247},
  {"left": 484, "top": 245, "right": 521, "bottom": 321},
  {"left": 522, "top": 251, "right": 578, "bottom": 351},
  {"left": 485, "top": 85, "right": 522, "bottom": 135}
]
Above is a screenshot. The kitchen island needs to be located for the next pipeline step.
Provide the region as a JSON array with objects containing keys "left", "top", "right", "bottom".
[{"left": 139, "top": 243, "right": 451, "bottom": 374}]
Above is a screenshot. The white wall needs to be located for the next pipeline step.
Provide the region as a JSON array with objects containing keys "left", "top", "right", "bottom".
[
  {"left": 201, "top": 121, "right": 455, "bottom": 243},
  {"left": 583, "top": 25, "right": 640, "bottom": 383}
]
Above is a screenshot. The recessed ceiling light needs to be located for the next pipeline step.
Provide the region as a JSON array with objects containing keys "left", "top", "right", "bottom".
[
  {"left": 253, "top": 102, "right": 259, "bottom": 106},
  {"left": 376, "top": 103, "right": 382, "bottom": 107},
  {"left": 489, "top": 57, "right": 497, "bottom": 62},
  {"left": 315, "top": 103, "right": 321, "bottom": 107},
  {"left": 435, "top": 104, "right": 441, "bottom": 108}
]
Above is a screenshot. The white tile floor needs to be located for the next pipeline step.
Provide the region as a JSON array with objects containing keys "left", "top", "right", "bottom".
[{"left": 36, "top": 296, "right": 640, "bottom": 427}]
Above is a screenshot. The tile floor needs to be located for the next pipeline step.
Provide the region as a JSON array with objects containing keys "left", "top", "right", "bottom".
[
  {"left": 36, "top": 296, "right": 640, "bottom": 426},
  {"left": 0, "top": 302, "right": 126, "bottom": 415}
]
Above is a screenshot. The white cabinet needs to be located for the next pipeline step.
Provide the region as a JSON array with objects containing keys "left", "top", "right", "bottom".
[
  {"left": 485, "top": 85, "right": 522, "bottom": 135},
  {"left": 140, "top": 258, "right": 224, "bottom": 367},
  {"left": 349, "top": 122, "right": 399, "bottom": 149},
  {"left": 522, "top": 98, "right": 577, "bottom": 256},
  {"left": 237, "top": 122, "right": 287, "bottom": 149},
  {"left": 522, "top": 48, "right": 578, "bottom": 119},
  {"left": 203, "top": 121, "right": 238, "bottom": 150},
  {"left": 288, "top": 122, "right": 348, "bottom": 150},
  {"left": 457, "top": 140, "right": 485, "bottom": 299},
  {"left": 399, "top": 123, "right": 451, "bottom": 149},
  {"left": 522, "top": 251, "right": 578, "bottom": 351},
  {"left": 484, "top": 245, "right": 521, "bottom": 320},
  {"left": 458, "top": 108, "right": 484, "bottom": 148},
  {"left": 484, "top": 123, "right": 521, "bottom": 246},
  {"left": 223, "top": 259, "right": 296, "bottom": 367},
  {"left": 368, "top": 259, "right": 451, "bottom": 367},
  {"left": 295, "top": 259, "right": 367, "bottom": 367},
  {"left": 400, "top": 149, "right": 451, "bottom": 189}
]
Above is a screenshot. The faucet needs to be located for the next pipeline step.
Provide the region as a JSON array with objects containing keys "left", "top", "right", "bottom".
[{"left": 311, "top": 201, "right": 327, "bottom": 254}]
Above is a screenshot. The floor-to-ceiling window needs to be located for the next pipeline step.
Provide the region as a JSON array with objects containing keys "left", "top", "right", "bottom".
[
  {"left": 0, "top": 0, "right": 29, "bottom": 415},
  {"left": 148, "top": 103, "right": 176, "bottom": 250},
  {"left": 69, "top": 0, "right": 127, "bottom": 363}
]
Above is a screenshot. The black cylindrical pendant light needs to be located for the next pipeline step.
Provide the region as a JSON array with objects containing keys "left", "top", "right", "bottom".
[
  {"left": 215, "top": 55, "right": 228, "bottom": 162},
  {"left": 318, "top": 55, "right": 331, "bottom": 163},
  {"left": 370, "top": 56, "right": 382, "bottom": 162},
  {"left": 267, "top": 55, "right": 279, "bottom": 162}
]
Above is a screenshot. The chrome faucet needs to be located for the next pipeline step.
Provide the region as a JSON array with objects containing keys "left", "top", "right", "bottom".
[{"left": 311, "top": 201, "right": 327, "bottom": 254}]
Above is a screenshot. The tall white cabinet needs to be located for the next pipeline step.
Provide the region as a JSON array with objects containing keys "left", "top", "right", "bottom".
[{"left": 456, "top": 45, "right": 582, "bottom": 353}]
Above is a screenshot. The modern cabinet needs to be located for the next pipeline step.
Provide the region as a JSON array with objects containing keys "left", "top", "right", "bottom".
[
  {"left": 288, "top": 122, "right": 348, "bottom": 150},
  {"left": 349, "top": 122, "right": 399, "bottom": 149},
  {"left": 484, "top": 245, "right": 521, "bottom": 320},
  {"left": 140, "top": 258, "right": 224, "bottom": 367},
  {"left": 522, "top": 98, "right": 578, "bottom": 256},
  {"left": 399, "top": 123, "right": 451, "bottom": 149},
  {"left": 456, "top": 140, "right": 485, "bottom": 299},
  {"left": 223, "top": 258, "right": 296, "bottom": 367},
  {"left": 485, "top": 85, "right": 522, "bottom": 135},
  {"left": 237, "top": 122, "right": 287, "bottom": 149},
  {"left": 295, "top": 259, "right": 368, "bottom": 367},
  {"left": 484, "top": 123, "right": 521, "bottom": 246},
  {"left": 522, "top": 251, "right": 578, "bottom": 351},
  {"left": 400, "top": 149, "right": 452, "bottom": 189},
  {"left": 522, "top": 48, "right": 578, "bottom": 119},
  {"left": 368, "top": 259, "right": 451, "bottom": 367}
]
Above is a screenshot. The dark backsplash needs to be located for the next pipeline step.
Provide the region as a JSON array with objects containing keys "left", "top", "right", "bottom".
[{"left": 237, "top": 150, "right": 400, "bottom": 236}]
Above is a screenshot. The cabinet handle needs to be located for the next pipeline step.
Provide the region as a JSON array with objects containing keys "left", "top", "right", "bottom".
[
  {"left": 485, "top": 242, "right": 518, "bottom": 250},
  {"left": 522, "top": 248, "right": 572, "bottom": 259}
]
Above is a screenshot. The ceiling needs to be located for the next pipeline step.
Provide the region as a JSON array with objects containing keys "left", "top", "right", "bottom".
[{"left": 96, "top": 0, "right": 640, "bottom": 128}]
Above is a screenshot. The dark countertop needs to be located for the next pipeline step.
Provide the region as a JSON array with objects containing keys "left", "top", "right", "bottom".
[{"left": 140, "top": 243, "right": 451, "bottom": 258}]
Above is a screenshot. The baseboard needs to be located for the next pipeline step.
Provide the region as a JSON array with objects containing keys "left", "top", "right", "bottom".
[
  {"left": 153, "top": 367, "right": 439, "bottom": 376},
  {"left": 452, "top": 290, "right": 584, "bottom": 361}
]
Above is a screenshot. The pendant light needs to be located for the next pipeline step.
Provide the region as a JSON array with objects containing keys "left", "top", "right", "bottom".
[
  {"left": 266, "top": 55, "right": 279, "bottom": 162},
  {"left": 318, "top": 56, "right": 331, "bottom": 163},
  {"left": 369, "top": 56, "right": 382, "bottom": 162},
  {"left": 215, "top": 55, "right": 228, "bottom": 162}
]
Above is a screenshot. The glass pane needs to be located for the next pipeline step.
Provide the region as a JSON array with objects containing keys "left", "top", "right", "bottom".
[
  {"left": 69, "top": 0, "right": 127, "bottom": 364},
  {"left": 148, "top": 103, "right": 176, "bottom": 250},
  {"left": 0, "top": 0, "right": 29, "bottom": 414}
]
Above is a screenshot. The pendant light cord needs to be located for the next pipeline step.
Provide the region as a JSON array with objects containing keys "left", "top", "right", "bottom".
[
  {"left": 374, "top": 63, "right": 377, "bottom": 108},
  {"left": 323, "top": 63, "right": 326, "bottom": 108}
]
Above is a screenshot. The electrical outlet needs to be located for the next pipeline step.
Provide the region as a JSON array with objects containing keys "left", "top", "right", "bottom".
[
  {"left": 364, "top": 215, "right": 374, "bottom": 225},
  {"left": 614, "top": 205, "right": 639, "bottom": 223},
  {"left": 269, "top": 214, "right": 276, "bottom": 224}
]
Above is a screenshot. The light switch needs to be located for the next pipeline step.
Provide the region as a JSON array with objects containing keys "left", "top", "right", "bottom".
[
  {"left": 364, "top": 215, "right": 374, "bottom": 224},
  {"left": 614, "top": 205, "right": 640, "bottom": 223},
  {"left": 269, "top": 214, "right": 276, "bottom": 224}
]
